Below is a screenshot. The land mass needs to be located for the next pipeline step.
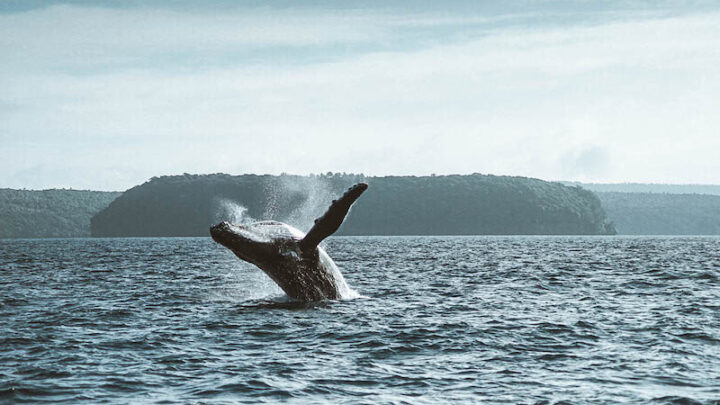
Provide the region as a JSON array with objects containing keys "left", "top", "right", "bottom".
[
  {"left": 0, "top": 189, "right": 121, "bottom": 238},
  {"left": 90, "top": 173, "right": 615, "bottom": 237},
  {"left": 595, "top": 192, "right": 720, "bottom": 235},
  {"left": 4, "top": 176, "right": 720, "bottom": 238},
  {"left": 564, "top": 182, "right": 720, "bottom": 196}
]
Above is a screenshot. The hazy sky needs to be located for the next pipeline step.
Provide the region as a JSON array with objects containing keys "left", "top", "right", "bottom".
[{"left": 2, "top": 1, "right": 719, "bottom": 190}]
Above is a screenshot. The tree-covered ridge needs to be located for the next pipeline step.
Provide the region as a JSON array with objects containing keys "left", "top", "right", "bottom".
[
  {"left": 596, "top": 192, "right": 720, "bottom": 235},
  {"left": 0, "top": 189, "right": 122, "bottom": 238},
  {"left": 91, "top": 173, "right": 615, "bottom": 237}
]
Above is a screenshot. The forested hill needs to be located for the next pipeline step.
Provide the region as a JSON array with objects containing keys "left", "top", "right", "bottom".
[
  {"left": 0, "top": 189, "right": 121, "bottom": 238},
  {"left": 595, "top": 192, "right": 720, "bottom": 235},
  {"left": 91, "top": 173, "right": 615, "bottom": 237}
]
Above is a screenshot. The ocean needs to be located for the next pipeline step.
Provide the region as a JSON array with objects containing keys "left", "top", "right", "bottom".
[{"left": 1, "top": 236, "right": 718, "bottom": 404}]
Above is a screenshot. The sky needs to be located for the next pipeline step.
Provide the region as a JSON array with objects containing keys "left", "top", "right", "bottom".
[{"left": 1, "top": 0, "right": 719, "bottom": 191}]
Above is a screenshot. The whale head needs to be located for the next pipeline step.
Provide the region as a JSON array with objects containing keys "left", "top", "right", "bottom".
[{"left": 210, "top": 220, "right": 306, "bottom": 267}]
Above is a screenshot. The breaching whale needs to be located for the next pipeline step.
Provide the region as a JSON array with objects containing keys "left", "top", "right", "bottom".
[{"left": 210, "top": 183, "right": 368, "bottom": 301}]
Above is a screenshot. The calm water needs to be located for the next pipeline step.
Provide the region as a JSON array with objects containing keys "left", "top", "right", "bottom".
[{"left": 1, "top": 236, "right": 719, "bottom": 404}]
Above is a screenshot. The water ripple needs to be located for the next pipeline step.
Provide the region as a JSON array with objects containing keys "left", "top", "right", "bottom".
[{"left": 1, "top": 236, "right": 719, "bottom": 403}]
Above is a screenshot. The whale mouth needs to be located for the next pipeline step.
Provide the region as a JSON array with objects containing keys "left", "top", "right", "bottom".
[
  {"left": 210, "top": 221, "right": 271, "bottom": 249},
  {"left": 209, "top": 221, "right": 235, "bottom": 243},
  {"left": 210, "top": 221, "right": 233, "bottom": 235}
]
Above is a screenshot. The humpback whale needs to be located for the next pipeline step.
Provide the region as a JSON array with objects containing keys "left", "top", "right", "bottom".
[{"left": 210, "top": 183, "right": 368, "bottom": 301}]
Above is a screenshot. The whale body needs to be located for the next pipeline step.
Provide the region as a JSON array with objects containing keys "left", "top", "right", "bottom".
[{"left": 210, "top": 183, "right": 368, "bottom": 301}]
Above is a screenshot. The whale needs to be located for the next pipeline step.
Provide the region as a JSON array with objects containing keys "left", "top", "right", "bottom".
[{"left": 210, "top": 183, "right": 368, "bottom": 301}]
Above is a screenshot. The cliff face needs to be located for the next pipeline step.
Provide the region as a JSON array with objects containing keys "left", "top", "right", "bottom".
[
  {"left": 91, "top": 173, "right": 615, "bottom": 237},
  {"left": 0, "top": 189, "right": 121, "bottom": 238}
]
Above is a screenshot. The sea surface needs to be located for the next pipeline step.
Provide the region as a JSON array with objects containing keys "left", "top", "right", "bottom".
[{"left": 1, "top": 236, "right": 719, "bottom": 404}]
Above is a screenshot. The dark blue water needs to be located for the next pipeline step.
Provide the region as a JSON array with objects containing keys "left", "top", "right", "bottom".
[{"left": 1, "top": 236, "right": 719, "bottom": 404}]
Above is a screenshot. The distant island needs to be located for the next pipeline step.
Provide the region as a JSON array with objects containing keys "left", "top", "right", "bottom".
[
  {"left": 0, "top": 189, "right": 121, "bottom": 238},
  {"left": 90, "top": 173, "right": 615, "bottom": 237},
  {"left": 4, "top": 175, "right": 720, "bottom": 238}
]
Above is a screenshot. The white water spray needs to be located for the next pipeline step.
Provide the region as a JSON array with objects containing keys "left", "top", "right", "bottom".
[
  {"left": 283, "top": 177, "right": 334, "bottom": 232},
  {"left": 213, "top": 198, "right": 253, "bottom": 225}
]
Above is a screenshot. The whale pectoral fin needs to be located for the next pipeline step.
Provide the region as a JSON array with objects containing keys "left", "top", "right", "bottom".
[{"left": 299, "top": 183, "right": 368, "bottom": 252}]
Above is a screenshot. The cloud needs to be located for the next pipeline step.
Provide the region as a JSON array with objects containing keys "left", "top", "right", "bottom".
[
  {"left": 561, "top": 146, "right": 611, "bottom": 180},
  {"left": 0, "top": 5, "right": 389, "bottom": 72},
  {"left": 1, "top": 5, "right": 720, "bottom": 189}
]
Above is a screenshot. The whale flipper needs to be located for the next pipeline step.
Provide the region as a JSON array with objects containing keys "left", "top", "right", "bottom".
[{"left": 299, "top": 183, "right": 368, "bottom": 252}]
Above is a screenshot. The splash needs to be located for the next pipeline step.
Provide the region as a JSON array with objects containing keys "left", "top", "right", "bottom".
[
  {"left": 213, "top": 198, "right": 253, "bottom": 225},
  {"left": 263, "top": 176, "right": 335, "bottom": 232},
  {"left": 318, "top": 247, "right": 361, "bottom": 300},
  {"left": 285, "top": 177, "right": 334, "bottom": 232}
]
